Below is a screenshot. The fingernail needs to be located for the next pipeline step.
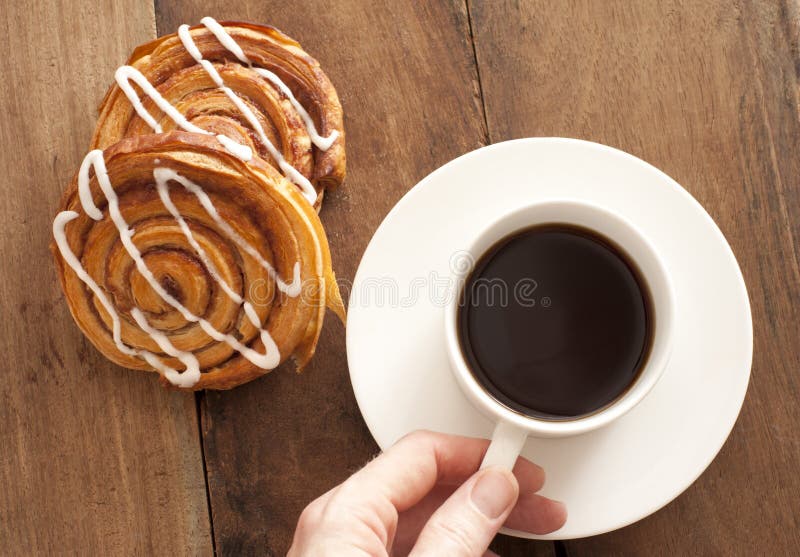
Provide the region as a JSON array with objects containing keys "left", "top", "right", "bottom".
[{"left": 470, "top": 468, "right": 518, "bottom": 519}]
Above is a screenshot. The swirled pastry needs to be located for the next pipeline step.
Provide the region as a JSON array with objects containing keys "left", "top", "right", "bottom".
[
  {"left": 52, "top": 18, "right": 346, "bottom": 390},
  {"left": 53, "top": 133, "right": 344, "bottom": 390},
  {"left": 92, "top": 18, "right": 345, "bottom": 208}
]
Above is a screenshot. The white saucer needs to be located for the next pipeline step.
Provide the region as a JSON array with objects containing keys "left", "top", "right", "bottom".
[{"left": 346, "top": 138, "right": 752, "bottom": 539}]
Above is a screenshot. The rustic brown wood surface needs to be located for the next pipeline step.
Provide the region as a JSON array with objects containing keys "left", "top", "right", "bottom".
[
  {"left": 3, "top": 0, "right": 797, "bottom": 555},
  {"left": 0, "top": 0, "right": 212, "bottom": 555}
]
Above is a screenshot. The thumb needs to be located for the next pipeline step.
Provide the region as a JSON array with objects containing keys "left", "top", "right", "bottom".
[{"left": 409, "top": 466, "right": 519, "bottom": 556}]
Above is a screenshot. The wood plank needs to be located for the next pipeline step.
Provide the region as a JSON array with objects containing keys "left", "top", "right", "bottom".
[
  {"left": 157, "top": 1, "right": 550, "bottom": 555},
  {"left": 0, "top": 1, "right": 213, "bottom": 554},
  {"left": 469, "top": 0, "right": 800, "bottom": 554}
]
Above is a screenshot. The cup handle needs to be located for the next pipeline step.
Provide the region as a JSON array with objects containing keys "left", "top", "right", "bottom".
[{"left": 480, "top": 421, "right": 529, "bottom": 470}]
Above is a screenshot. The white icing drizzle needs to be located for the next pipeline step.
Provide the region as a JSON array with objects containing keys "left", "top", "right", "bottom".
[
  {"left": 177, "top": 23, "right": 317, "bottom": 204},
  {"left": 252, "top": 67, "right": 339, "bottom": 150},
  {"left": 56, "top": 150, "right": 298, "bottom": 386},
  {"left": 199, "top": 17, "right": 340, "bottom": 151},
  {"left": 114, "top": 65, "right": 253, "bottom": 162},
  {"left": 111, "top": 17, "right": 338, "bottom": 204},
  {"left": 215, "top": 134, "right": 254, "bottom": 161},
  {"left": 200, "top": 17, "right": 250, "bottom": 63},
  {"left": 53, "top": 210, "right": 200, "bottom": 388},
  {"left": 153, "top": 167, "right": 301, "bottom": 296},
  {"left": 53, "top": 211, "right": 136, "bottom": 357},
  {"left": 78, "top": 151, "right": 107, "bottom": 221},
  {"left": 129, "top": 307, "right": 201, "bottom": 387},
  {"left": 54, "top": 16, "right": 338, "bottom": 384},
  {"left": 154, "top": 171, "right": 282, "bottom": 369}
]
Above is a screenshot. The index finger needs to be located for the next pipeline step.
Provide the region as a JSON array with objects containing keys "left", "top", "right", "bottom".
[{"left": 339, "top": 430, "right": 544, "bottom": 512}]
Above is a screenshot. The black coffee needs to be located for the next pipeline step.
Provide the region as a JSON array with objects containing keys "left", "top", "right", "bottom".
[{"left": 458, "top": 224, "right": 652, "bottom": 419}]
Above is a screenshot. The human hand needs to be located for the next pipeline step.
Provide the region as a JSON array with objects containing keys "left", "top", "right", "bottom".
[{"left": 288, "top": 430, "right": 567, "bottom": 556}]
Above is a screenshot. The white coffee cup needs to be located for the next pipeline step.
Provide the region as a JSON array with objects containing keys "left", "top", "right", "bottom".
[{"left": 444, "top": 199, "right": 675, "bottom": 469}]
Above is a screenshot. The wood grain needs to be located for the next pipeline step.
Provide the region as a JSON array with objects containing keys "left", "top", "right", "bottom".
[
  {"left": 0, "top": 1, "right": 212, "bottom": 554},
  {"left": 469, "top": 0, "right": 800, "bottom": 554}
]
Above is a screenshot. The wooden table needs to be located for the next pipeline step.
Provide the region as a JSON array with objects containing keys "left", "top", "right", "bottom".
[{"left": 2, "top": 0, "right": 798, "bottom": 555}]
